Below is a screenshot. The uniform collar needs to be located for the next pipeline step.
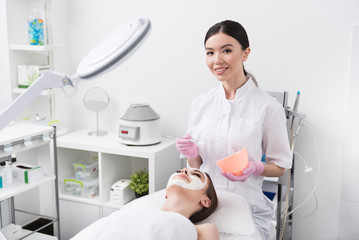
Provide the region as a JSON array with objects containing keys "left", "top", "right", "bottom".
[{"left": 219, "top": 75, "right": 255, "bottom": 100}]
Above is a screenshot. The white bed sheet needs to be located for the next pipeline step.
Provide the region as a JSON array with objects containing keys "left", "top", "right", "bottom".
[
  {"left": 72, "top": 189, "right": 262, "bottom": 240},
  {"left": 123, "top": 189, "right": 261, "bottom": 240},
  {"left": 71, "top": 207, "right": 197, "bottom": 240}
]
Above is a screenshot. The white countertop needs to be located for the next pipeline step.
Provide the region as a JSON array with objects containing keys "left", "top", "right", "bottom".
[{"left": 57, "top": 129, "right": 176, "bottom": 158}]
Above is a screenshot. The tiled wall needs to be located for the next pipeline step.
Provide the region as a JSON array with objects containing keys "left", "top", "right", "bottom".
[{"left": 339, "top": 26, "right": 359, "bottom": 239}]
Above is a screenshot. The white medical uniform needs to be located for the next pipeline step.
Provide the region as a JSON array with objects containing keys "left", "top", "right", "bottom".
[{"left": 187, "top": 78, "right": 292, "bottom": 239}]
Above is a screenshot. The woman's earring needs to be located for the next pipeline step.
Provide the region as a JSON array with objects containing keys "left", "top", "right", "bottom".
[{"left": 165, "top": 195, "right": 167, "bottom": 199}]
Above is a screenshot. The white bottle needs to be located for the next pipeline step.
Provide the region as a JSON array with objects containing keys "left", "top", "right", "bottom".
[{"left": 4, "top": 161, "right": 13, "bottom": 186}]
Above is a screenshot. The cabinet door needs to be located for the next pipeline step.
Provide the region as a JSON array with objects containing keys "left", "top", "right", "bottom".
[
  {"left": 59, "top": 200, "right": 100, "bottom": 240},
  {"left": 102, "top": 207, "right": 118, "bottom": 217}
]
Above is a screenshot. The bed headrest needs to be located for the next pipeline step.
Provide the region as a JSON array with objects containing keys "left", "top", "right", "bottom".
[{"left": 123, "top": 189, "right": 256, "bottom": 236}]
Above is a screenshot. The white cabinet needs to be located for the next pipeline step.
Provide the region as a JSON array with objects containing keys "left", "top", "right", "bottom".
[
  {"left": 57, "top": 130, "right": 181, "bottom": 239},
  {"left": 59, "top": 200, "right": 99, "bottom": 240},
  {"left": 0, "top": 123, "right": 60, "bottom": 239}
]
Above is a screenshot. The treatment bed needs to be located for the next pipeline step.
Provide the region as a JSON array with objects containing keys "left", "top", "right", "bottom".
[{"left": 71, "top": 189, "right": 262, "bottom": 240}]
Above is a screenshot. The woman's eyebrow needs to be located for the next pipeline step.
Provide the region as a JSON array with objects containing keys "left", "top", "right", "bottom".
[
  {"left": 220, "top": 43, "right": 233, "bottom": 49},
  {"left": 205, "top": 43, "right": 234, "bottom": 51}
]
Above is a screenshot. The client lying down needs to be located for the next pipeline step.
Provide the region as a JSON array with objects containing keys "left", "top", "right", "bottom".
[{"left": 71, "top": 168, "right": 219, "bottom": 240}]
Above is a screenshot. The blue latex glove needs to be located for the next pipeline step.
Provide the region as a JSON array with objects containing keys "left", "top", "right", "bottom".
[
  {"left": 220, "top": 161, "right": 264, "bottom": 182},
  {"left": 175, "top": 134, "right": 198, "bottom": 159}
]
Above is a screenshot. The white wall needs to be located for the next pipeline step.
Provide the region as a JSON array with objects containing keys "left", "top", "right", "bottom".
[
  {"left": 3, "top": 0, "right": 358, "bottom": 239},
  {"left": 339, "top": 26, "right": 359, "bottom": 239},
  {"left": 59, "top": 1, "right": 359, "bottom": 239}
]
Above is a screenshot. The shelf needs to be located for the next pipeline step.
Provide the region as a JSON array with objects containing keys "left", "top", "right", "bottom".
[
  {"left": 0, "top": 123, "right": 53, "bottom": 146},
  {"left": 264, "top": 176, "right": 279, "bottom": 183},
  {"left": 59, "top": 194, "right": 125, "bottom": 210},
  {"left": 22, "top": 230, "right": 58, "bottom": 240},
  {"left": 9, "top": 44, "right": 62, "bottom": 52},
  {"left": 0, "top": 176, "right": 55, "bottom": 201},
  {"left": 0, "top": 122, "right": 66, "bottom": 157},
  {"left": 59, "top": 194, "right": 101, "bottom": 206},
  {"left": 0, "top": 123, "right": 54, "bottom": 157},
  {"left": 0, "top": 225, "right": 58, "bottom": 240},
  {"left": 57, "top": 129, "right": 176, "bottom": 158},
  {"left": 13, "top": 87, "right": 58, "bottom": 96}
]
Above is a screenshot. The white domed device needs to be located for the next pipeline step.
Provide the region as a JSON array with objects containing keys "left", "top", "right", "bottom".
[
  {"left": 0, "top": 18, "right": 151, "bottom": 131},
  {"left": 119, "top": 103, "right": 161, "bottom": 145}
]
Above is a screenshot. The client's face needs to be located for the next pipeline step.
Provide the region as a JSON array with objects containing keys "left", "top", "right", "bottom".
[
  {"left": 165, "top": 168, "right": 217, "bottom": 223},
  {"left": 166, "top": 168, "right": 208, "bottom": 191}
]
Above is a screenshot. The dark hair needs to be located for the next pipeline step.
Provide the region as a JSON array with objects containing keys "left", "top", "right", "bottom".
[
  {"left": 189, "top": 173, "right": 218, "bottom": 224},
  {"left": 204, "top": 20, "right": 258, "bottom": 86}
]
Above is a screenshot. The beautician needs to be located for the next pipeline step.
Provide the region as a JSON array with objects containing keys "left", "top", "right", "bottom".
[{"left": 176, "top": 20, "right": 292, "bottom": 239}]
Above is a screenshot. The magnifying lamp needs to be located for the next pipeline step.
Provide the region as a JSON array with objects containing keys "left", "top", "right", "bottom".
[{"left": 0, "top": 17, "right": 151, "bottom": 131}]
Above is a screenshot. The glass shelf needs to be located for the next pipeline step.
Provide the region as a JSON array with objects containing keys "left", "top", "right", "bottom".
[
  {"left": 12, "top": 87, "right": 57, "bottom": 96},
  {"left": 59, "top": 194, "right": 101, "bottom": 206},
  {"left": 9, "top": 44, "right": 62, "bottom": 52},
  {"left": 0, "top": 175, "right": 55, "bottom": 201}
]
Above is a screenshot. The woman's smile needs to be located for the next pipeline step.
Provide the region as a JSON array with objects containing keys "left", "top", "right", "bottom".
[{"left": 214, "top": 67, "right": 229, "bottom": 75}]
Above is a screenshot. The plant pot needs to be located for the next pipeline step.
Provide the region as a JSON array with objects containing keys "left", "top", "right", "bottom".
[{"left": 135, "top": 192, "right": 148, "bottom": 198}]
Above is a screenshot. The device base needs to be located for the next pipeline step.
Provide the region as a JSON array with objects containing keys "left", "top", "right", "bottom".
[{"left": 88, "top": 130, "right": 108, "bottom": 136}]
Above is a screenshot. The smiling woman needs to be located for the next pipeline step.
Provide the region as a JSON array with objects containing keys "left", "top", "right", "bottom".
[
  {"left": 175, "top": 20, "right": 292, "bottom": 239},
  {"left": 71, "top": 168, "right": 219, "bottom": 240}
]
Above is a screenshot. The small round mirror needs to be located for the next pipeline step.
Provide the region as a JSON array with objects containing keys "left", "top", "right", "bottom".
[{"left": 83, "top": 87, "right": 110, "bottom": 136}]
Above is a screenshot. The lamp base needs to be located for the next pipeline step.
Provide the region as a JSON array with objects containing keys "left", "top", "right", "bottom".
[{"left": 88, "top": 130, "right": 108, "bottom": 136}]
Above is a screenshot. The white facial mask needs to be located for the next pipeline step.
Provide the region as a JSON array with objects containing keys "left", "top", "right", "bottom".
[{"left": 166, "top": 168, "right": 208, "bottom": 191}]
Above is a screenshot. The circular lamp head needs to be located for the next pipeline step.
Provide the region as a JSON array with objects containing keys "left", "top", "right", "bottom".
[{"left": 76, "top": 17, "right": 151, "bottom": 79}]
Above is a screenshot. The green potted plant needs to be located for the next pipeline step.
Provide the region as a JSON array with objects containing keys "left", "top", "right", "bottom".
[{"left": 129, "top": 169, "right": 149, "bottom": 198}]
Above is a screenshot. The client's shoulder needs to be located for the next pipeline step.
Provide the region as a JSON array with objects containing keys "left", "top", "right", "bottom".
[{"left": 195, "top": 223, "right": 219, "bottom": 240}]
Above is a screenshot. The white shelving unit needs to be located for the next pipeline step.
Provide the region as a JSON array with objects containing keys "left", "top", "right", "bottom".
[
  {"left": 56, "top": 129, "right": 182, "bottom": 239},
  {"left": 4, "top": 0, "right": 64, "bottom": 123},
  {"left": 0, "top": 123, "right": 60, "bottom": 240}
]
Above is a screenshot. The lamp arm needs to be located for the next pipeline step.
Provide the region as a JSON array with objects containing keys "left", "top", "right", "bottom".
[{"left": 0, "top": 71, "right": 72, "bottom": 131}]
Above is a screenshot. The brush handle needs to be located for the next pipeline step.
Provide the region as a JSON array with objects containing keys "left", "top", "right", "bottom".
[{"left": 165, "top": 136, "right": 204, "bottom": 145}]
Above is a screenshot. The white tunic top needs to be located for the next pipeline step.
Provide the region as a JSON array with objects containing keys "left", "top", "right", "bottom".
[{"left": 187, "top": 78, "right": 291, "bottom": 236}]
